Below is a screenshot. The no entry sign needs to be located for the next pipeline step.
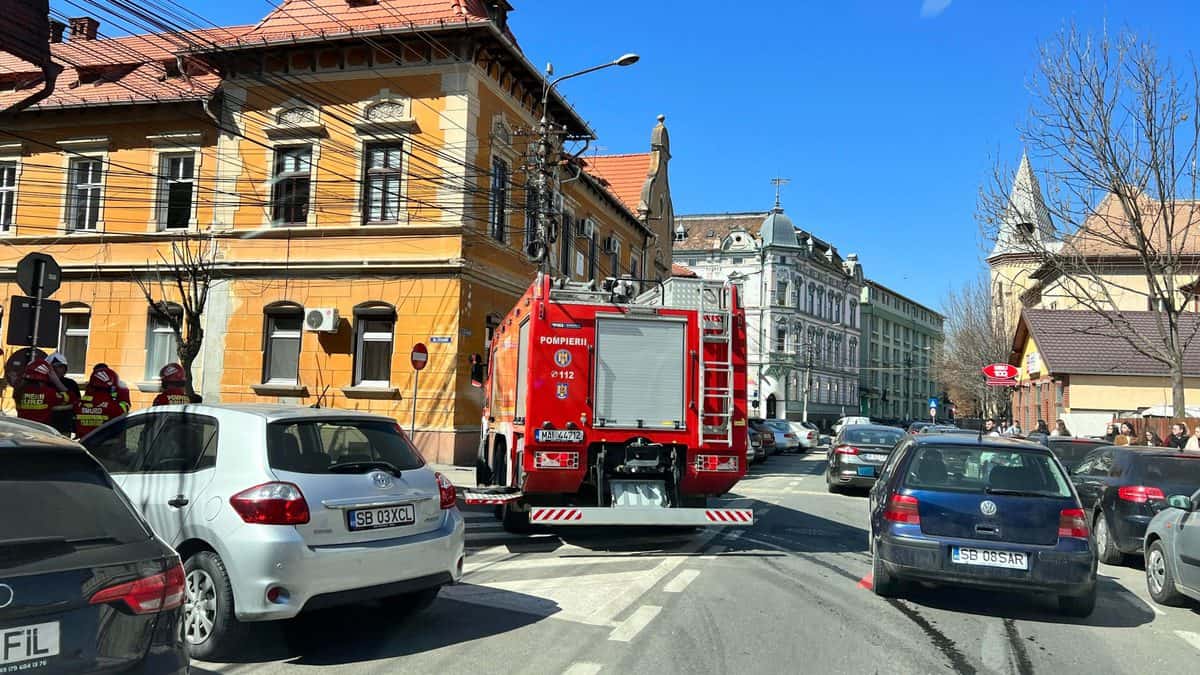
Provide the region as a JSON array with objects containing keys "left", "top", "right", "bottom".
[{"left": 411, "top": 343, "right": 428, "bottom": 371}]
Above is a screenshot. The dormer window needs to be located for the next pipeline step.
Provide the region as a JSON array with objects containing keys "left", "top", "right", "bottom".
[{"left": 486, "top": 2, "right": 510, "bottom": 31}]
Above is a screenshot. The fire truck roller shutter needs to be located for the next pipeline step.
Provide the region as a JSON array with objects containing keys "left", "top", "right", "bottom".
[
  {"left": 515, "top": 319, "right": 530, "bottom": 420},
  {"left": 594, "top": 317, "right": 686, "bottom": 429}
]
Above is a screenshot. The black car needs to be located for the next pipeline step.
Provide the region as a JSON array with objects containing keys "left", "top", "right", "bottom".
[
  {"left": 868, "top": 435, "right": 1096, "bottom": 616},
  {"left": 0, "top": 420, "right": 188, "bottom": 674},
  {"left": 1037, "top": 437, "right": 1110, "bottom": 474},
  {"left": 1070, "top": 446, "right": 1200, "bottom": 564},
  {"left": 827, "top": 424, "right": 907, "bottom": 492}
]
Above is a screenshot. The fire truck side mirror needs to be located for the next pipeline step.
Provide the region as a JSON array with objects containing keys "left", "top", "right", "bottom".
[{"left": 469, "top": 354, "right": 484, "bottom": 388}]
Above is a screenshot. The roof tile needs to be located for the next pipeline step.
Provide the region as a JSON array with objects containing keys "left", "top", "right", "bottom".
[
  {"left": 1016, "top": 309, "right": 1200, "bottom": 377},
  {"left": 582, "top": 153, "right": 651, "bottom": 212}
]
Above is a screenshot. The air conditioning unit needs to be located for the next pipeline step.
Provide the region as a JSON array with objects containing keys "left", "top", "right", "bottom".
[
  {"left": 304, "top": 307, "right": 339, "bottom": 333},
  {"left": 578, "top": 219, "right": 596, "bottom": 239},
  {"left": 604, "top": 236, "right": 620, "bottom": 254}
]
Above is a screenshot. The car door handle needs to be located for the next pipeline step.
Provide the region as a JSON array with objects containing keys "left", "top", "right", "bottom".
[{"left": 167, "top": 496, "right": 189, "bottom": 508}]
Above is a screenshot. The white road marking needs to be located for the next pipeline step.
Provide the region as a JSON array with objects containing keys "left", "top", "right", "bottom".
[
  {"left": 663, "top": 569, "right": 700, "bottom": 593},
  {"left": 464, "top": 554, "right": 659, "bottom": 575},
  {"left": 562, "top": 663, "right": 603, "bottom": 675},
  {"left": 701, "top": 545, "right": 727, "bottom": 560},
  {"left": 1176, "top": 630, "right": 1200, "bottom": 652},
  {"left": 980, "top": 621, "right": 1012, "bottom": 673},
  {"left": 608, "top": 605, "right": 662, "bottom": 642}
]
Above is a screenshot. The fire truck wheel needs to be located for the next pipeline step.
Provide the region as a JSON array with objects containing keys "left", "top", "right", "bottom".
[{"left": 501, "top": 503, "right": 531, "bottom": 533}]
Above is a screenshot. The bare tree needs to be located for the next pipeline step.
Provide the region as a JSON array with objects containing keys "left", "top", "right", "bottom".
[
  {"left": 980, "top": 24, "right": 1200, "bottom": 416},
  {"left": 934, "top": 274, "right": 1012, "bottom": 419},
  {"left": 134, "top": 234, "right": 217, "bottom": 401}
]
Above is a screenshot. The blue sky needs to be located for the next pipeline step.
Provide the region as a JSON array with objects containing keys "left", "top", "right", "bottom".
[{"left": 57, "top": 0, "right": 1200, "bottom": 307}]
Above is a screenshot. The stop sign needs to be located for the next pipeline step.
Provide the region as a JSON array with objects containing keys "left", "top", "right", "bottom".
[
  {"left": 981, "top": 363, "right": 1014, "bottom": 380},
  {"left": 411, "top": 342, "right": 428, "bottom": 371}
]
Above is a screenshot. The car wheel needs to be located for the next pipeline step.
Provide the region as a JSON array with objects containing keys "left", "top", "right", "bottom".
[
  {"left": 1058, "top": 586, "right": 1096, "bottom": 617},
  {"left": 183, "top": 551, "right": 243, "bottom": 661},
  {"left": 501, "top": 502, "right": 531, "bottom": 533},
  {"left": 826, "top": 466, "right": 841, "bottom": 494},
  {"left": 1093, "top": 511, "right": 1125, "bottom": 565},
  {"left": 388, "top": 586, "right": 440, "bottom": 613},
  {"left": 1146, "top": 540, "right": 1187, "bottom": 606},
  {"left": 871, "top": 539, "right": 898, "bottom": 597}
]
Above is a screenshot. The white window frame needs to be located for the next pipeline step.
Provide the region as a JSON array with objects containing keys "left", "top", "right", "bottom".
[
  {"left": 574, "top": 250, "right": 586, "bottom": 278},
  {"left": 263, "top": 306, "right": 303, "bottom": 385},
  {"left": 144, "top": 306, "right": 180, "bottom": 381},
  {"left": 353, "top": 311, "right": 395, "bottom": 387},
  {"left": 630, "top": 253, "right": 641, "bottom": 279},
  {"left": 0, "top": 146, "right": 20, "bottom": 234},
  {"left": 360, "top": 141, "right": 407, "bottom": 225},
  {"left": 156, "top": 151, "right": 199, "bottom": 231},
  {"left": 270, "top": 144, "right": 315, "bottom": 227},
  {"left": 59, "top": 305, "right": 91, "bottom": 379},
  {"left": 65, "top": 156, "right": 105, "bottom": 232}
]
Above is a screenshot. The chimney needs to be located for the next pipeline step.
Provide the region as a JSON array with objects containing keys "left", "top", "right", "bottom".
[
  {"left": 68, "top": 16, "right": 99, "bottom": 41},
  {"left": 49, "top": 20, "right": 67, "bottom": 44}
]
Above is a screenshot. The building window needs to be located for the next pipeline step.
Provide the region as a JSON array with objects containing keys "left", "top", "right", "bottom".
[
  {"left": 775, "top": 278, "right": 788, "bottom": 306},
  {"left": 559, "top": 210, "right": 574, "bottom": 273},
  {"left": 774, "top": 326, "right": 787, "bottom": 351},
  {"left": 263, "top": 302, "right": 303, "bottom": 384},
  {"left": 353, "top": 303, "right": 396, "bottom": 386},
  {"left": 630, "top": 253, "right": 641, "bottom": 278},
  {"left": 158, "top": 153, "right": 195, "bottom": 229},
  {"left": 362, "top": 143, "right": 404, "bottom": 223},
  {"left": 145, "top": 303, "right": 182, "bottom": 380},
  {"left": 272, "top": 146, "right": 312, "bottom": 225},
  {"left": 586, "top": 221, "right": 598, "bottom": 280},
  {"left": 59, "top": 304, "right": 90, "bottom": 378},
  {"left": 67, "top": 157, "right": 103, "bottom": 231},
  {"left": 0, "top": 161, "right": 15, "bottom": 230},
  {"left": 848, "top": 300, "right": 857, "bottom": 328},
  {"left": 524, "top": 185, "right": 538, "bottom": 246},
  {"left": 489, "top": 156, "right": 509, "bottom": 241},
  {"left": 484, "top": 314, "right": 501, "bottom": 366},
  {"left": 606, "top": 236, "right": 621, "bottom": 279}
]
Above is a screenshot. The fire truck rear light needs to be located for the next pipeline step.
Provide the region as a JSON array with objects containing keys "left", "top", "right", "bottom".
[
  {"left": 695, "top": 454, "right": 738, "bottom": 472},
  {"left": 534, "top": 451, "right": 579, "bottom": 470}
]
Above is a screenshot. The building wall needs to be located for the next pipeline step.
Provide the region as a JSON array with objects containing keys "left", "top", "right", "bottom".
[
  {"left": 1066, "top": 375, "right": 1200, "bottom": 411},
  {"left": 858, "top": 281, "right": 944, "bottom": 420}
]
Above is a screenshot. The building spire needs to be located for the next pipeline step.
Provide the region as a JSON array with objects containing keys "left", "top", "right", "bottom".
[
  {"left": 988, "top": 152, "right": 1055, "bottom": 260},
  {"left": 770, "top": 177, "right": 790, "bottom": 213}
]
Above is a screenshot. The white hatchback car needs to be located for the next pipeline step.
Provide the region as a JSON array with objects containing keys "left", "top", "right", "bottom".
[{"left": 82, "top": 404, "right": 465, "bottom": 660}]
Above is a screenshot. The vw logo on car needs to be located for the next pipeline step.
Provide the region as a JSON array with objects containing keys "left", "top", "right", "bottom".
[
  {"left": 370, "top": 471, "right": 394, "bottom": 489},
  {"left": 979, "top": 500, "right": 998, "bottom": 516}
]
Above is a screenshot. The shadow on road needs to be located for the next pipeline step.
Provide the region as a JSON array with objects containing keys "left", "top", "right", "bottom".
[{"left": 207, "top": 591, "right": 555, "bottom": 666}]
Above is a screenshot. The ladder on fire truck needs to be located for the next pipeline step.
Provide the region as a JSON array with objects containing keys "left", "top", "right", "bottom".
[{"left": 697, "top": 281, "right": 735, "bottom": 447}]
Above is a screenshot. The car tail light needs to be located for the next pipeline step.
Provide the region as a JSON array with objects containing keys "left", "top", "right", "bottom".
[
  {"left": 533, "top": 451, "right": 579, "bottom": 469},
  {"left": 90, "top": 563, "right": 185, "bottom": 615},
  {"left": 834, "top": 445, "right": 860, "bottom": 455},
  {"left": 695, "top": 454, "right": 739, "bottom": 472},
  {"left": 784, "top": 433, "right": 796, "bottom": 439},
  {"left": 1117, "top": 486, "right": 1166, "bottom": 503},
  {"left": 434, "top": 472, "right": 457, "bottom": 509},
  {"left": 230, "top": 482, "right": 310, "bottom": 524},
  {"left": 884, "top": 494, "right": 920, "bottom": 524},
  {"left": 1058, "top": 508, "right": 1089, "bottom": 539}
]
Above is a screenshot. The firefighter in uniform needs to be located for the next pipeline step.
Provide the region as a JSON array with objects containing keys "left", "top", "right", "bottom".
[
  {"left": 152, "top": 363, "right": 192, "bottom": 406},
  {"left": 14, "top": 359, "right": 71, "bottom": 428},
  {"left": 74, "top": 366, "right": 130, "bottom": 437}
]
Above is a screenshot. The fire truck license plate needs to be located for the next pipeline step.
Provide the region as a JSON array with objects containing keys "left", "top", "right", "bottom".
[
  {"left": 534, "top": 429, "right": 584, "bottom": 443},
  {"left": 347, "top": 504, "right": 415, "bottom": 531}
]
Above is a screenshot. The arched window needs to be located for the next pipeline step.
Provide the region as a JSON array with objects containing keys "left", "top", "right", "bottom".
[
  {"left": 60, "top": 302, "right": 91, "bottom": 377},
  {"left": 353, "top": 302, "right": 397, "bottom": 387},
  {"left": 145, "top": 302, "right": 182, "bottom": 380},
  {"left": 263, "top": 301, "right": 303, "bottom": 384}
]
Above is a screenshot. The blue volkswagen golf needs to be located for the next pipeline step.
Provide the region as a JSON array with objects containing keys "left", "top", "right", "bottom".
[{"left": 867, "top": 434, "right": 1097, "bottom": 616}]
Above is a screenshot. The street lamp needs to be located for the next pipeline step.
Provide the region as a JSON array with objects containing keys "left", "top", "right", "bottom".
[{"left": 540, "top": 53, "right": 640, "bottom": 124}]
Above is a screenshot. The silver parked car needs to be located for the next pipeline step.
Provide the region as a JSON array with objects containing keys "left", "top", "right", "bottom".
[
  {"left": 82, "top": 404, "right": 465, "bottom": 660},
  {"left": 1144, "top": 488, "right": 1200, "bottom": 607}
]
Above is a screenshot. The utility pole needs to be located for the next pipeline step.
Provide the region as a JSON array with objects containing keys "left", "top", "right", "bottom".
[{"left": 801, "top": 338, "right": 813, "bottom": 423}]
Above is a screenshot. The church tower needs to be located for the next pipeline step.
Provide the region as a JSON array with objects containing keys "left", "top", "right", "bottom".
[{"left": 986, "top": 152, "right": 1057, "bottom": 330}]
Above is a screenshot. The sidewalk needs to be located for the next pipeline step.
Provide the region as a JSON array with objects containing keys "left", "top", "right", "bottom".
[{"left": 430, "top": 463, "right": 477, "bottom": 489}]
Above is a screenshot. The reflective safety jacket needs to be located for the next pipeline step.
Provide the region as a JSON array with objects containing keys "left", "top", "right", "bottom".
[
  {"left": 74, "top": 390, "right": 130, "bottom": 438},
  {"left": 152, "top": 387, "right": 191, "bottom": 406},
  {"left": 15, "top": 383, "right": 70, "bottom": 426}
]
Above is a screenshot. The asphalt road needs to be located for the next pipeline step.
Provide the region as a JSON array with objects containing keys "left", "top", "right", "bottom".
[{"left": 194, "top": 452, "right": 1200, "bottom": 675}]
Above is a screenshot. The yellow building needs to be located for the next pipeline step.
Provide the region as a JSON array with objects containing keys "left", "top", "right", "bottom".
[
  {"left": 0, "top": 2, "right": 674, "bottom": 464},
  {"left": 1009, "top": 309, "right": 1200, "bottom": 435}
]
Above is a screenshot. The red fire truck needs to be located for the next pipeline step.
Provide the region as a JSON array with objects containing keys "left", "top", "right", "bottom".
[{"left": 463, "top": 273, "right": 753, "bottom": 531}]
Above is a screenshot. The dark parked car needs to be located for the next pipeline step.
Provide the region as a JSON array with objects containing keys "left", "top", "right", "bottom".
[
  {"left": 1070, "top": 446, "right": 1200, "bottom": 564},
  {"left": 0, "top": 419, "right": 188, "bottom": 674},
  {"left": 748, "top": 419, "right": 777, "bottom": 457},
  {"left": 868, "top": 435, "right": 1097, "bottom": 616},
  {"left": 1037, "top": 437, "right": 1110, "bottom": 474},
  {"left": 827, "top": 424, "right": 906, "bottom": 492}
]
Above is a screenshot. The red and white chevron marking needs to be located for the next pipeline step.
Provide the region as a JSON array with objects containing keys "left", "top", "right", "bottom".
[
  {"left": 530, "top": 508, "right": 583, "bottom": 522},
  {"left": 705, "top": 509, "right": 753, "bottom": 523}
]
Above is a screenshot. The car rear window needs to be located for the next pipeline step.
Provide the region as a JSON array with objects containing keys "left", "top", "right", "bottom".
[
  {"left": 764, "top": 420, "right": 791, "bottom": 431},
  {"left": 267, "top": 419, "right": 425, "bottom": 474},
  {"left": 1046, "top": 440, "right": 1109, "bottom": 467},
  {"left": 0, "top": 452, "right": 149, "bottom": 549},
  {"left": 1130, "top": 454, "right": 1200, "bottom": 484},
  {"left": 902, "top": 445, "right": 1072, "bottom": 497},
  {"left": 843, "top": 428, "right": 904, "bottom": 446}
]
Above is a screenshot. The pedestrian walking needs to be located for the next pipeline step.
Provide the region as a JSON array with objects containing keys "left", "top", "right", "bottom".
[
  {"left": 75, "top": 366, "right": 131, "bottom": 438},
  {"left": 983, "top": 418, "right": 1000, "bottom": 437},
  {"left": 1009, "top": 421, "right": 1023, "bottom": 437},
  {"left": 14, "top": 359, "right": 71, "bottom": 428},
  {"left": 1166, "top": 423, "right": 1190, "bottom": 450},
  {"left": 1113, "top": 422, "right": 1136, "bottom": 446},
  {"left": 46, "top": 352, "right": 80, "bottom": 436},
  {"left": 152, "top": 363, "right": 196, "bottom": 405},
  {"left": 1103, "top": 423, "right": 1119, "bottom": 442},
  {"left": 1052, "top": 419, "right": 1071, "bottom": 437},
  {"left": 1139, "top": 429, "right": 1164, "bottom": 447},
  {"left": 1035, "top": 419, "right": 1051, "bottom": 435},
  {"left": 1187, "top": 426, "right": 1200, "bottom": 451}
]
